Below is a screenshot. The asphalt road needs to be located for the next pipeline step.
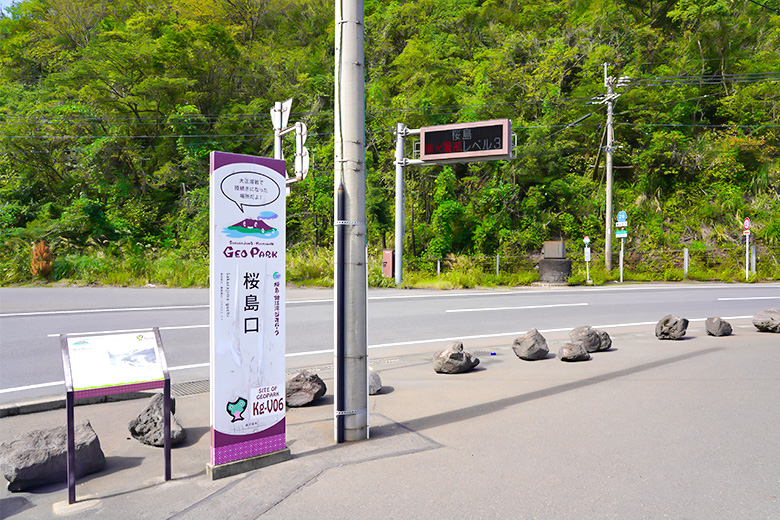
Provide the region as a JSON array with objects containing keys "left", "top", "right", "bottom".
[{"left": 1, "top": 283, "right": 778, "bottom": 405}]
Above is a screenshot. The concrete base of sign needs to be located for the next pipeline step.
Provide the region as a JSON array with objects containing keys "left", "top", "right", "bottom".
[
  {"left": 206, "top": 448, "right": 291, "bottom": 480},
  {"left": 538, "top": 258, "right": 572, "bottom": 283},
  {"left": 52, "top": 496, "right": 101, "bottom": 515}
]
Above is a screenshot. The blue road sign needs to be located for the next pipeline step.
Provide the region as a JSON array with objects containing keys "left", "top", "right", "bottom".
[{"left": 617, "top": 211, "right": 627, "bottom": 223}]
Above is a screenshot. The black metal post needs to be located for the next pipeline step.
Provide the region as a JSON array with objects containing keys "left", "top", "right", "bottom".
[
  {"left": 335, "top": 180, "right": 346, "bottom": 443},
  {"left": 164, "top": 378, "right": 171, "bottom": 481},
  {"left": 67, "top": 390, "right": 76, "bottom": 504}
]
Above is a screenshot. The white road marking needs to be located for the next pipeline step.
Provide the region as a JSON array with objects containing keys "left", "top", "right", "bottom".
[
  {"left": 293, "top": 284, "right": 753, "bottom": 304},
  {"left": 48, "top": 324, "right": 209, "bottom": 337},
  {"left": 1, "top": 363, "right": 210, "bottom": 394},
  {"left": 0, "top": 381, "right": 64, "bottom": 394},
  {"left": 6, "top": 283, "right": 776, "bottom": 318},
  {"left": 5, "top": 314, "right": 756, "bottom": 397},
  {"left": 2, "top": 305, "right": 209, "bottom": 318},
  {"left": 286, "top": 349, "right": 333, "bottom": 357},
  {"left": 718, "top": 296, "right": 780, "bottom": 301},
  {"left": 168, "top": 363, "right": 209, "bottom": 371},
  {"left": 446, "top": 303, "right": 588, "bottom": 313}
]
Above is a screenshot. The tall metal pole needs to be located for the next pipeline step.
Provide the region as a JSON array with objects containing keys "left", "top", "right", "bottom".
[
  {"left": 274, "top": 106, "right": 283, "bottom": 161},
  {"left": 394, "top": 123, "right": 405, "bottom": 285},
  {"left": 604, "top": 63, "right": 615, "bottom": 271},
  {"left": 334, "top": 0, "right": 368, "bottom": 443}
]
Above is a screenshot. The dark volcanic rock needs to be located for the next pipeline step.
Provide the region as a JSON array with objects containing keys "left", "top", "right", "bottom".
[
  {"left": 369, "top": 367, "right": 383, "bottom": 395},
  {"left": 512, "top": 329, "right": 549, "bottom": 361},
  {"left": 570, "top": 326, "right": 601, "bottom": 353},
  {"left": 0, "top": 421, "right": 105, "bottom": 492},
  {"left": 655, "top": 314, "right": 689, "bottom": 340},
  {"left": 286, "top": 370, "right": 327, "bottom": 407},
  {"left": 569, "top": 326, "right": 612, "bottom": 352},
  {"left": 705, "top": 317, "right": 732, "bottom": 337},
  {"left": 595, "top": 329, "right": 613, "bottom": 351},
  {"left": 558, "top": 342, "right": 591, "bottom": 362},
  {"left": 433, "top": 341, "right": 480, "bottom": 374},
  {"left": 128, "top": 393, "right": 186, "bottom": 447},
  {"left": 752, "top": 308, "right": 780, "bottom": 333}
]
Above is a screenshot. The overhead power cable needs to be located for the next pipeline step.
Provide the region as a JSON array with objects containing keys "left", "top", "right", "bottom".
[
  {"left": 746, "top": 0, "right": 780, "bottom": 14},
  {"left": 623, "top": 72, "right": 780, "bottom": 88}
]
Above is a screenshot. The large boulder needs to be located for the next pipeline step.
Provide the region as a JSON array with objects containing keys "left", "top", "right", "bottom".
[
  {"left": 512, "top": 329, "right": 549, "bottom": 361},
  {"left": 0, "top": 420, "right": 105, "bottom": 492},
  {"left": 655, "top": 314, "right": 689, "bottom": 340},
  {"left": 570, "top": 326, "right": 612, "bottom": 353},
  {"left": 433, "top": 341, "right": 480, "bottom": 374},
  {"left": 128, "top": 393, "right": 186, "bottom": 447},
  {"left": 569, "top": 326, "right": 600, "bottom": 353},
  {"left": 705, "top": 317, "right": 732, "bottom": 337},
  {"left": 286, "top": 370, "right": 327, "bottom": 407},
  {"left": 752, "top": 308, "right": 780, "bottom": 333},
  {"left": 558, "top": 342, "right": 591, "bottom": 362},
  {"left": 368, "top": 368, "right": 383, "bottom": 395}
]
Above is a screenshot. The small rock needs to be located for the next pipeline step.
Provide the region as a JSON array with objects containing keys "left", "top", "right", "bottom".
[
  {"left": 128, "top": 393, "right": 186, "bottom": 447},
  {"left": 705, "top": 317, "right": 732, "bottom": 337},
  {"left": 0, "top": 420, "right": 105, "bottom": 492},
  {"left": 286, "top": 370, "right": 327, "bottom": 407},
  {"left": 595, "top": 329, "right": 613, "bottom": 351},
  {"left": 369, "top": 368, "right": 382, "bottom": 395},
  {"left": 433, "top": 341, "right": 480, "bottom": 374},
  {"left": 558, "top": 342, "right": 591, "bottom": 362},
  {"left": 655, "top": 314, "right": 689, "bottom": 340},
  {"left": 512, "top": 329, "right": 549, "bottom": 360},
  {"left": 752, "top": 308, "right": 780, "bottom": 333}
]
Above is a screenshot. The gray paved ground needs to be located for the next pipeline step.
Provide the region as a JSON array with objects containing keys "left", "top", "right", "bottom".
[{"left": 1, "top": 319, "right": 779, "bottom": 519}]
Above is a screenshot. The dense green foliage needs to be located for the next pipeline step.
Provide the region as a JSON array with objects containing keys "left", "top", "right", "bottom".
[{"left": 1, "top": 0, "right": 779, "bottom": 285}]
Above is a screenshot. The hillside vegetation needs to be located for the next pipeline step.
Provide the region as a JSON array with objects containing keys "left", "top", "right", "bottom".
[{"left": 1, "top": 0, "right": 779, "bottom": 285}]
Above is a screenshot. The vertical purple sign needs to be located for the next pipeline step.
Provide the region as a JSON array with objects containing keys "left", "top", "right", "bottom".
[{"left": 209, "top": 152, "right": 287, "bottom": 466}]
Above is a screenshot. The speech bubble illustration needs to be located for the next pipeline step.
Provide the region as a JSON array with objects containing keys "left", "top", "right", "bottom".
[{"left": 220, "top": 171, "right": 281, "bottom": 212}]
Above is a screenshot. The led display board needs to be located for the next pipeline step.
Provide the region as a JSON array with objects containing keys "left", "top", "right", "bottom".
[{"left": 420, "top": 119, "right": 512, "bottom": 163}]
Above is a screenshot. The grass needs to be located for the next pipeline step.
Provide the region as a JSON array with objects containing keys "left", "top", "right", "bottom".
[{"left": 3, "top": 244, "right": 778, "bottom": 288}]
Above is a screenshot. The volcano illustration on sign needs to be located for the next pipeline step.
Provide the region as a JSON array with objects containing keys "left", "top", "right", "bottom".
[{"left": 223, "top": 212, "right": 280, "bottom": 239}]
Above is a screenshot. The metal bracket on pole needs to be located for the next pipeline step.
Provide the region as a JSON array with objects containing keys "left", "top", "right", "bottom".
[
  {"left": 271, "top": 100, "right": 310, "bottom": 188},
  {"left": 335, "top": 409, "right": 368, "bottom": 416}
]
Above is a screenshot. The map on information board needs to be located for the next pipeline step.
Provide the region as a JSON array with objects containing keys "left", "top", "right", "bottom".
[{"left": 65, "top": 331, "right": 164, "bottom": 391}]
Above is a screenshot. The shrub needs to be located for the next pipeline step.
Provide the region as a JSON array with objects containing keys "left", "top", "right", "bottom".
[{"left": 31, "top": 241, "right": 53, "bottom": 278}]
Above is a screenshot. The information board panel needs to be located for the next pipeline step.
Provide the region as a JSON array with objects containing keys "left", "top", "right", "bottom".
[
  {"left": 420, "top": 119, "right": 511, "bottom": 163},
  {"left": 209, "top": 152, "right": 287, "bottom": 467},
  {"left": 64, "top": 331, "right": 165, "bottom": 399}
]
